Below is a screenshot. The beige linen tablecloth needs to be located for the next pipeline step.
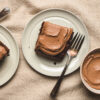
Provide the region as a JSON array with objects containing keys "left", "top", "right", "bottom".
[{"left": 0, "top": 0, "right": 100, "bottom": 100}]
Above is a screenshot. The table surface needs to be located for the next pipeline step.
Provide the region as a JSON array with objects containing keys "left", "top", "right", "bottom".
[{"left": 0, "top": 0, "right": 100, "bottom": 100}]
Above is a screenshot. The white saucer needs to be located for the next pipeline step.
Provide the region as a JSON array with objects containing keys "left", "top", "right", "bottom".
[
  {"left": 0, "top": 25, "right": 19, "bottom": 85},
  {"left": 22, "top": 8, "right": 90, "bottom": 77}
]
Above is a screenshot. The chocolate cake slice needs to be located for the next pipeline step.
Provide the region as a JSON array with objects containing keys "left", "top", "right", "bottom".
[
  {"left": 35, "top": 21, "right": 73, "bottom": 61},
  {"left": 0, "top": 41, "right": 9, "bottom": 61}
]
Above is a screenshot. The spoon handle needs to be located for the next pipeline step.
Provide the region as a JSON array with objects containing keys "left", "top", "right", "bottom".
[{"left": 0, "top": 7, "right": 10, "bottom": 19}]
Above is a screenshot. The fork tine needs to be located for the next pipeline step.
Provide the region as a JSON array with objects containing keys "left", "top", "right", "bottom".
[
  {"left": 76, "top": 36, "right": 85, "bottom": 52},
  {"left": 74, "top": 34, "right": 82, "bottom": 50},
  {"left": 71, "top": 33, "right": 80, "bottom": 49},
  {"left": 70, "top": 32, "right": 78, "bottom": 44}
]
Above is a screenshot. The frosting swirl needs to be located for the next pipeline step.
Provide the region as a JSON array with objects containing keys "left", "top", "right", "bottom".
[
  {"left": 82, "top": 52, "right": 100, "bottom": 89},
  {"left": 35, "top": 21, "right": 73, "bottom": 56}
]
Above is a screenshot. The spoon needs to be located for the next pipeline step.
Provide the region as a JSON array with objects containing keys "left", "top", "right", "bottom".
[{"left": 0, "top": 7, "right": 10, "bottom": 20}]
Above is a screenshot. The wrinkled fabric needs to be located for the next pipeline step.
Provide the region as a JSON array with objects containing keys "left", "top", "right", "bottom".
[{"left": 0, "top": 0, "right": 100, "bottom": 100}]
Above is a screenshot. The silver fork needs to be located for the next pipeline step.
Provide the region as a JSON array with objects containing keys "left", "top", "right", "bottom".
[{"left": 50, "top": 32, "right": 85, "bottom": 98}]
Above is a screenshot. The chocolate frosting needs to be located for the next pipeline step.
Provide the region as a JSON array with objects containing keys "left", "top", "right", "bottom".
[
  {"left": 0, "top": 41, "right": 9, "bottom": 60},
  {"left": 82, "top": 52, "right": 100, "bottom": 89},
  {"left": 35, "top": 21, "right": 73, "bottom": 56},
  {"left": 0, "top": 46, "right": 7, "bottom": 60}
]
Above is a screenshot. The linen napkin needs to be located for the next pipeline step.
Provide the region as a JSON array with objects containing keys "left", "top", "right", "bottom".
[{"left": 0, "top": 0, "right": 100, "bottom": 100}]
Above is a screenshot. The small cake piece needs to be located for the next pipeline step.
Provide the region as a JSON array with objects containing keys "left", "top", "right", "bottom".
[
  {"left": 0, "top": 41, "right": 9, "bottom": 61},
  {"left": 35, "top": 21, "right": 73, "bottom": 61}
]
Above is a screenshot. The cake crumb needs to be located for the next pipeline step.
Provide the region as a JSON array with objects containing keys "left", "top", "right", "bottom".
[{"left": 54, "top": 62, "right": 56, "bottom": 65}]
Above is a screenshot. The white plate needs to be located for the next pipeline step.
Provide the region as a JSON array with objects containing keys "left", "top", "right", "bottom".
[
  {"left": 0, "top": 25, "right": 19, "bottom": 85},
  {"left": 22, "top": 8, "right": 89, "bottom": 77}
]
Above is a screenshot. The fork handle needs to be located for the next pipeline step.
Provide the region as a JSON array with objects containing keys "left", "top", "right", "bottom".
[{"left": 50, "top": 57, "right": 72, "bottom": 98}]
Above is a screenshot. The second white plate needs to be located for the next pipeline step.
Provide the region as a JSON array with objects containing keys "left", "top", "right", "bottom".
[
  {"left": 0, "top": 25, "right": 19, "bottom": 85},
  {"left": 22, "top": 8, "right": 89, "bottom": 77}
]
